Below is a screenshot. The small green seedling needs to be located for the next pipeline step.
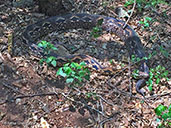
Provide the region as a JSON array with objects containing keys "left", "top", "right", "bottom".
[
  {"left": 38, "top": 41, "right": 58, "bottom": 67},
  {"left": 38, "top": 40, "right": 57, "bottom": 55},
  {"left": 90, "top": 19, "right": 103, "bottom": 38},
  {"left": 56, "top": 62, "right": 90, "bottom": 85},
  {"left": 124, "top": 0, "right": 168, "bottom": 10},
  {"left": 86, "top": 92, "right": 97, "bottom": 99},
  {"left": 146, "top": 65, "right": 169, "bottom": 91},
  {"left": 155, "top": 104, "right": 171, "bottom": 128},
  {"left": 160, "top": 46, "right": 169, "bottom": 58},
  {"left": 139, "top": 17, "right": 152, "bottom": 28}
]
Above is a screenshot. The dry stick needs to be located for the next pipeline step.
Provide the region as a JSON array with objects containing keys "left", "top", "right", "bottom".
[
  {"left": 0, "top": 92, "right": 57, "bottom": 105},
  {"left": 128, "top": 56, "right": 132, "bottom": 96},
  {"left": 2, "top": 82, "right": 25, "bottom": 95},
  {"left": 145, "top": 92, "right": 171, "bottom": 100},
  {"left": 99, "top": 111, "right": 120, "bottom": 126},
  {"left": 96, "top": 94, "right": 115, "bottom": 106},
  {"left": 0, "top": 88, "right": 108, "bottom": 118},
  {"left": 96, "top": 101, "right": 101, "bottom": 124},
  {"left": 123, "top": 0, "right": 136, "bottom": 29},
  {"left": 60, "top": 92, "right": 108, "bottom": 118},
  {"left": 72, "top": 87, "right": 109, "bottom": 119},
  {"left": 108, "top": 56, "right": 147, "bottom": 83}
]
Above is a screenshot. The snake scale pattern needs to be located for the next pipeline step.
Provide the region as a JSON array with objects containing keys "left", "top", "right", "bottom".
[{"left": 19, "top": 13, "right": 149, "bottom": 96}]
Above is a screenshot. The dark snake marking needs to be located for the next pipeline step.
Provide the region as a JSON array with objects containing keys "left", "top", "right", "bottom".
[{"left": 18, "top": 13, "right": 150, "bottom": 96}]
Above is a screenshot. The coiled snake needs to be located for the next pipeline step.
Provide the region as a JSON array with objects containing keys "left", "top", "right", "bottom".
[{"left": 17, "top": 13, "right": 150, "bottom": 96}]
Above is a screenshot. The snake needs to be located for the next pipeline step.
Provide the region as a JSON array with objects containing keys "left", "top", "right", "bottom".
[{"left": 16, "top": 13, "right": 150, "bottom": 96}]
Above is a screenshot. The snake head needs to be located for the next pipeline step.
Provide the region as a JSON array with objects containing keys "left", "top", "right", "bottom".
[
  {"left": 136, "top": 79, "right": 146, "bottom": 96},
  {"left": 140, "top": 62, "right": 149, "bottom": 77}
]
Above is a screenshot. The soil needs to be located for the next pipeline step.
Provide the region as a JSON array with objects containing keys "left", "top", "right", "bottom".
[{"left": 0, "top": 0, "right": 170, "bottom": 128}]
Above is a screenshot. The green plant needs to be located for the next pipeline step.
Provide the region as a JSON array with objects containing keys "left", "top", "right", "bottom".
[
  {"left": 160, "top": 46, "right": 169, "bottom": 58},
  {"left": 155, "top": 104, "right": 171, "bottom": 128},
  {"left": 146, "top": 65, "right": 169, "bottom": 91},
  {"left": 56, "top": 62, "right": 90, "bottom": 85},
  {"left": 131, "top": 53, "right": 169, "bottom": 92},
  {"left": 38, "top": 41, "right": 58, "bottom": 67},
  {"left": 139, "top": 17, "right": 152, "bottom": 28},
  {"left": 90, "top": 19, "right": 103, "bottom": 38},
  {"left": 131, "top": 54, "right": 149, "bottom": 63},
  {"left": 86, "top": 92, "right": 97, "bottom": 99},
  {"left": 38, "top": 40, "right": 57, "bottom": 55},
  {"left": 131, "top": 54, "right": 150, "bottom": 79},
  {"left": 38, "top": 41, "right": 90, "bottom": 86},
  {"left": 124, "top": 0, "right": 168, "bottom": 10}
]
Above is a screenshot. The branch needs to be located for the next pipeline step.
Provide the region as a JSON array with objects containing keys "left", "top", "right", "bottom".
[{"left": 123, "top": 0, "right": 136, "bottom": 29}]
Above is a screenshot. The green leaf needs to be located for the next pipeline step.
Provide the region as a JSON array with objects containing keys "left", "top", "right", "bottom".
[
  {"left": 149, "top": 72, "right": 154, "bottom": 79},
  {"left": 38, "top": 42, "right": 44, "bottom": 48},
  {"left": 143, "top": 57, "right": 148, "bottom": 60},
  {"left": 84, "top": 75, "right": 90, "bottom": 80},
  {"left": 168, "top": 111, "right": 171, "bottom": 118},
  {"left": 80, "top": 61, "right": 86, "bottom": 66},
  {"left": 51, "top": 60, "right": 57, "bottom": 67},
  {"left": 145, "top": 17, "right": 152, "bottom": 21},
  {"left": 124, "top": 0, "right": 134, "bottom": 7},
  {"left": 139, "top": 21, "right": 144, "bottom": 24},
  {"left": 162, "top": 71, "right": 168, "bottom": 77},
  {"left": 93, "top": 27, "right": 100, "bottom": 32},
  {"left": 86, "top": 93, "right": 91, "bottom": 98},
  {"left": 77, "top": 76, "right": 82, "bottom": 82},
  {"left": 148, "top": 79, "right": 153, "bottom": 85},
  {"left": 71, "top": 62, "right": 80, "bottom": 69},
  {"left": 156, "top": 118, "right": 161, "bottom": 122},
  {"left": 64, "top": 63, "right": 70, "bottom": 67},
  {"left": 155, "top": 104, "right": 167, "bottom": 116},
  {"left": 162, "top": 50, "right": 169, "bottom": 58},
  {"left": 156, "top": 78, "right": 160, "bottom": 84},
  {"left": 152, "top": 51, "right": 157, "bottom": 56},
  {"left": 63, "top": 67, "right": 72, "bottom": 75},
  {"left": 79, "top": 70, "right": 86, "bottom": 77},
  {"left": 46, "top": 56, "right": 53, "bottom": 63},
  {"left": 97, "top": 19, "right": 103, "bottom": 25},
  {"left": 52, "top": 47, "right": 57, "bottom": 50},
  {"left": 162, "top": 113, "right": 169, "bottom": 120},
  {"left": 136, "top": 57, "right": 141, "bottom": 62},
  {"left": 56, "top": 68, "right": 67, "bottom": 77},
  {"left": 148, "top": 85, "right": 153, "bottom": 91},
  {"left": 161, "top": 66, "right": 165, "bottom": 71},
  {"left": 93, "top": 33, "right": 100, "bottom": 38},
  {"left": 39, "top": 58, "right": 45, "bottom": 64},
  {"left": 168, "top": 104, "right": 171, "bottom": 112},
  {"left": 131, "top": 55, "right": 136, "bottom": 62},
  {"left": 144, "top": 23, "right": 149, "bottom": 27},
  {"left": 156, "top": 65, "right": 161, "bottom": 71},
  {"left": 150, "top": 68, "right": 154, "bottom": 72},
  {"left": 66, "top": 78, "right": 74, "bottom": 83}
]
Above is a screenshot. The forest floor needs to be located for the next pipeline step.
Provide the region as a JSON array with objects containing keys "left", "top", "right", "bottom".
[{"left": 0, "top": 0, "right": 170, "bottom": 127}]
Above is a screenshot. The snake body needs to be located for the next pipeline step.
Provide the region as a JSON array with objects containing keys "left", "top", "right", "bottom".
[{"left": 19, "top": 13, "right": 149, "bottom": 95}]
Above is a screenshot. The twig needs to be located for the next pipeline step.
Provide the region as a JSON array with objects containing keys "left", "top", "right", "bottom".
[
  {"left": 0, "top": 91, "right": 58, "bottom": 105},
  {"left": 99, "top": 112, "right": 120, "bottom": 126},
  {"left": 2, "top": 82, "right": 24, "bottom": 95},
  {"left": 60, "top": 92, "right": 108, "bottom": 118},
  {"left": 123, "top": 0, "right": 136, "bottom": 29},
  {"left": 128, "top": 56, "right": 132, "bottom": 96},
  {"left": 108, "top": 57, "right": 147, "bottom": 82},
  {"left": 145, "top": 92, "right": 171, "bottom": 100},
  {"left": 96, "top": 95, "right": 115, "bottom": 106},
  {"left": 107, "top": 81, "right": 142, "bottom": 99},
  {"left": 13, "top": 92, "right": 58, "bottom": 99}
]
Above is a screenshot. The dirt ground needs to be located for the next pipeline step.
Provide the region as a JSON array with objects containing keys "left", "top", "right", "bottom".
[{"left": 0, "top": 0, "right": 170, "bottom": 128}]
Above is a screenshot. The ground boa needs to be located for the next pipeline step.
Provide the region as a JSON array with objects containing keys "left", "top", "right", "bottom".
[{"left": 18, "top": 13, "right": 149, "bottom": 96}]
